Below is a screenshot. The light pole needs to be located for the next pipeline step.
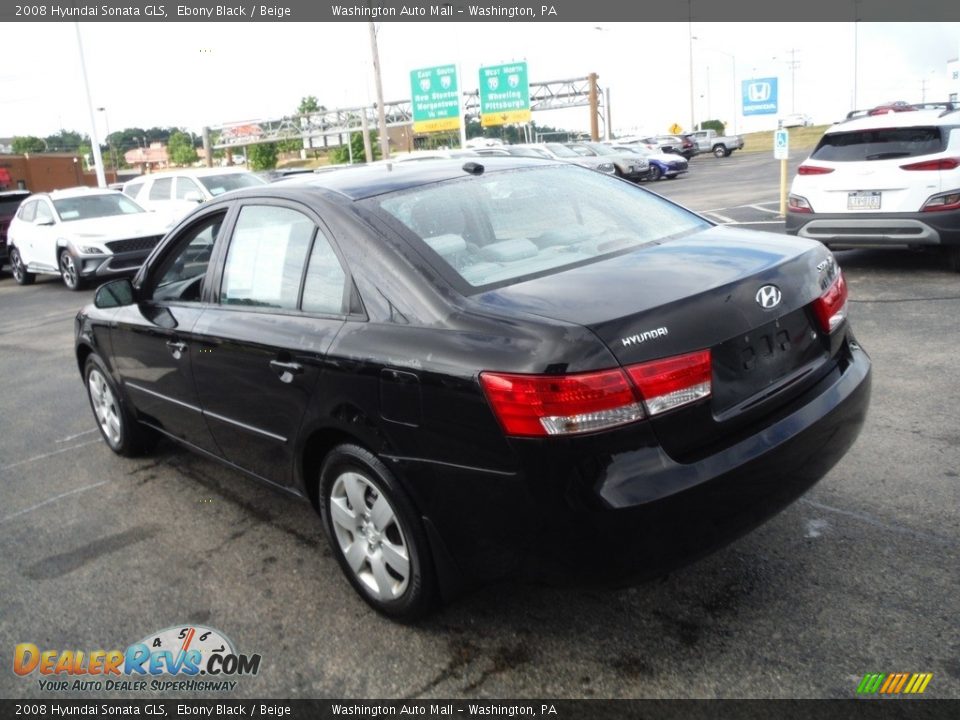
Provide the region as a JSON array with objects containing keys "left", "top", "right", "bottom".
[
  {"left": 694, "top": 38, "right": 738, "bottom": 135},
  {"left": 74, "top": 23, "right": 106, "bottom": 188},
  {"left": 96, "top": 107, "right": 117, "bottom": 180}
]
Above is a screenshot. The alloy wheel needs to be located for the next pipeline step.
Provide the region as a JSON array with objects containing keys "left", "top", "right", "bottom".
[
  {"left": 11, "top": 249, "right": 25, "bottom": 281},
  {"left": 329, "top": 470, "right": 411, "bottom": 601},
  {"left": 60, "top": 251, "right": 79, "bottom": 289},
  {"left": 88, "top": 368, "right": 122, "bottom": 448}
]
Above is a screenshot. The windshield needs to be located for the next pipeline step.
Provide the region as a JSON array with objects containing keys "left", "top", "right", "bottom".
[
  {"left": 811, "top": 127, "right": 944, "bottom": 161},
  {"left": 198, "top": 173, "right": 267, "bottom": 196},
  {"left": 373, "top": 165, "right": 709, "bottom": 291},
  {"left": 53, "top": 194, "right": 145, "bottom": 222},
  {"left": 544, "top": 143, "right": 580, "bottom": 158},
  {"left": 583, "top": 143, "right": 617, "bottom": 156}
]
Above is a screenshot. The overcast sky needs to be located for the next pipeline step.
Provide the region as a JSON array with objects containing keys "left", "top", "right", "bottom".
[{"left": 2, "top": 22, "right": 958, "bottom": 142}]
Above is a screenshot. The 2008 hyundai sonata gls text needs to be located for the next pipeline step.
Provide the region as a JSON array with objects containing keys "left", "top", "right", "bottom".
[{"left": 75, "top": 158, "right": 871, "bottom": 619}]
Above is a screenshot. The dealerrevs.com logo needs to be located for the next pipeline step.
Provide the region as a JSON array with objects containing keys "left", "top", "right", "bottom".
[{"left": 14, "top": 625, "right": 261, "bottom": 693}]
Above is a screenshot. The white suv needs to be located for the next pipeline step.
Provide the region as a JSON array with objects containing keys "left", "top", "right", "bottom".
[
  {"left": 7, "top": 187, "right": 171, "bottom": 290},
  {"left": 786, "top": 107, "right": 960, "bottom": 271},
  {"left": 122, "top": 168, "right": 265, "bottom": 223}
]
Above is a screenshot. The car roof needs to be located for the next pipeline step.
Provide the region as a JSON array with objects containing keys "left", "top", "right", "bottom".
[
  {"left": 127, "top": 167, "right": 257, "bottom": 182},
  {"left": 259, "top": 156, "right": 564, "bottom": 201},
  {"left": 29, "top": 186, "right": 125, "bottom": 201},
  {"left": 831, "top": 108, "right": 960, "bottom": 133}
]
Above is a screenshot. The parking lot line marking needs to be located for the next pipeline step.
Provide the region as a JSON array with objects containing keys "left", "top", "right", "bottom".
[
  {"left": 700, "top": 199, "right": 780, "bottom": 213},
  {"left": 0, "top": 479, "right": 109, "bottom": 525},
  {"left": 748, "top": 204, "right": 782, "bottom": 214},
  {"left": 703, "top": 212, "right": 736, "bottom": 224},
  {"left": 730, "top": 220, "right": 786, "bottom": 225},
  {"left": 0, "top": 438, "right": 101, "bottom": 474},
  {"left": 56, "top": 428, "right": 98, "bottom": 443},
  {"left": 800, "top": 499, "right": 955, "bottom": 547}
]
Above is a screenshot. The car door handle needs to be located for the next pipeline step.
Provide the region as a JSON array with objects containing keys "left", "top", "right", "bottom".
[
  {"left": 269, "top": 360, "right": 304, "bottom": 380},
  {"left": 165, "top": 340, "right": 187, "bottom": 358}
]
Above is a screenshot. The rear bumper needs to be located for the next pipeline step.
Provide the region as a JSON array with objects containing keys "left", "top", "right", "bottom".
[
  {"left": 400, "top": 337, "right": 871, "bottom": 586},
  {"left": 785, "top": 208, "right": 960, "bottom": 247}
]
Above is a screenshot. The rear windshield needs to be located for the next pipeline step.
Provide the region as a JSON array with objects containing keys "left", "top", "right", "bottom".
[
  {"left": 811, "top": 127, "right": 945, "bottom": 161},
  {"left": 372, "top": 165, "right": 709, "bottom": 291},
  {"left": 197, "top": 173, "right": 266, "bottom": 196}
]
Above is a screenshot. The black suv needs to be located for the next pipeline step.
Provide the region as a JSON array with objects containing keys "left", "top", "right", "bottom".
[{"left": 0, "top": 190, "right": 29, "bottom": 274}]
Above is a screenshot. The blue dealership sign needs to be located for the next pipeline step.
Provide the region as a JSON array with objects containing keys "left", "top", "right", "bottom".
[{"left": 742, "top": 77, "right": 778, "bottom": 116}]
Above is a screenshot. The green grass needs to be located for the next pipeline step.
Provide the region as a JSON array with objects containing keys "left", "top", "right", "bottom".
[{"left": 738, "top": 125, "right": 829, "bottom": 154}]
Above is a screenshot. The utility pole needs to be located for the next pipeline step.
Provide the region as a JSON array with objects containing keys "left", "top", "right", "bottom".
[
  {"left": 368, "top": 22, "right": 390, "bottom": 160},
  {"left": 786, "top": 48, "right": 800, "bottom": 113},
  {"left": 588, "top": 73, "right": 600, "bottom": 141},
  {"left": 687, "top": 9, "right": 695, "bottom": 131}
]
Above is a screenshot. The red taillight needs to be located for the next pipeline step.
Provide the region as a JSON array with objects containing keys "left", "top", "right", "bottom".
[
  {"left": 921, "top": 190, "right": 960, "bottom": 212},
  {"left": 900, "top": 157, "right": 960, "bottom": 171},
  {"left": 479, "top": 369, "right": 643, "bottom": 437},
  {"left": 812, "top": 271, "right": 848, "bottom": 333},
  {"left": 480, "top": 350, "right": 714, "bottom": 436},
  {"left": 788, "top": 194, "right": 814, "bottom": 213},
  {"left": 626, "top": 350, "right": 712, "bottom": 416},
  {"left": 797, "top": 165, "right": 834, "bottom": 175}
]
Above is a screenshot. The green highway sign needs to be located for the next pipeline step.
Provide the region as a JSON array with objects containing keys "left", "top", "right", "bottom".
[
  {"left": 478, "top": 62, "right": 531, "bottom": 127},
  {"left": 410, "top": 65, "right": 461, "bottom": 133}
]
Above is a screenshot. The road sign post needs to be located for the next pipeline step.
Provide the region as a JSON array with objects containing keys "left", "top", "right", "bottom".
[
  {"left": 478, "top": 62, "right": 531, "bottom": 127},
  {"left": 410, "top": 65, "right": 462, "bottom": 134},
  {"left": 775, "top": 129, "right": 790, "bottom": 215}
]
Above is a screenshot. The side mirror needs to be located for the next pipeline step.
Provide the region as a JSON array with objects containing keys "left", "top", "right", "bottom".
[
  {"left": 34, "top": 217, "right": 54, "bottom": 227},
  {"left": 94, "top": 278, "right": 136, "bottom": 309},
  {"left": 183, "top": 191, "right": 204, "bottom": 203}
]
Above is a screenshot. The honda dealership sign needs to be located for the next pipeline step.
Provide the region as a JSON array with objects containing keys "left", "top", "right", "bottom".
[{"left": 742, "top": 77, "right": 778, "bottom": 116}]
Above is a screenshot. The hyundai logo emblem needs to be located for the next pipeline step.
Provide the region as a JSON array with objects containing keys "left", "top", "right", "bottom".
[{"left": 756, "top": 285, "right": 782, "bottom": 309}]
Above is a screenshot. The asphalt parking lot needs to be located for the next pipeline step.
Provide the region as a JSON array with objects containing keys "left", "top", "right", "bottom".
[{"left": 1, "top": 151, "right": 958, "bottom": 700}]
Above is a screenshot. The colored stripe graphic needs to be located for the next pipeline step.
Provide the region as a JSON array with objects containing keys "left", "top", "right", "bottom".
[
  {"left": 857, "top": 672, "right": 932, "bottom": 694},
  {"left": 857, "top": 673, "right": 885, "bottom": 694}
]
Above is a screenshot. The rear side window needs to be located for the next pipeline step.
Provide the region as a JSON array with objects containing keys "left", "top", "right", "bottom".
[
  {"left": 123, "top": 181, "right": 145, "bottom": 199},
  {"left": 811, "top": 127, "right": 945, "bottom": 161},
  {"left": 149, "top": 178, "right": 173, "bottom": 200},
  {"left": 18, "top": 200, "right": 37, "bottom": 222},
  {"left": 220, "top": 205, "right": 315, "bottom": 310}
]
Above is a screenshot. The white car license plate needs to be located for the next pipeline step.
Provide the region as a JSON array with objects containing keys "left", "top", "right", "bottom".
[{"left": 847, "top": 191, "right": 881, "bottom": 210}]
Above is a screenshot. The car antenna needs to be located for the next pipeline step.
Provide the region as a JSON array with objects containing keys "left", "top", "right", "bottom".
[{"left": 462, "top": 162, "right": 484, "bottom": 176}]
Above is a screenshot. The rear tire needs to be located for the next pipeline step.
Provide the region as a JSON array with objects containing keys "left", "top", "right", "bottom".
[
  {"left": 648, "top": 165, "right": 662, "bottom": 181},
  {"left": 319, "top": 443, "right": 436, "bottom": 620},
  {"left": 713, "top": 145, "right": 729, "bottom": 158},
  {"left": 9, "top": 247, "right": 35, "bottom": 285}
]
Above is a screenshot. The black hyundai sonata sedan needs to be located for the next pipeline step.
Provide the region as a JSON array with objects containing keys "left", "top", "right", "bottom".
[{"left": 75, "top": 158, "right": 870, "bottom": 619}]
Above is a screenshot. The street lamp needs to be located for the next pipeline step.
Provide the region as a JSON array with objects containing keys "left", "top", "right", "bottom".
[
  {"left": 96, "top": 107, "right": 117, "bottom": 180},
  {"left": 693, "top": 38, "right": 738, "bottom": 135}
]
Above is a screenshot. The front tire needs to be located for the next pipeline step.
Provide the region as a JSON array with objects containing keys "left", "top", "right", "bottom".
[
  {"left": 319, "top": 444, "right": 436, "bottom": 620},
  {"left": 9, "top": 247, "right": 35, "bottom": 285},
  {"left": 84, "top": 354, "right": 154, "bottom": 457},
  {"left": 60, "top": 249, "right": 83, "bottom": 291}
]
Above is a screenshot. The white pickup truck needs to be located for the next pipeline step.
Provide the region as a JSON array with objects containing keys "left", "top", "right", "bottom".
[{"left": 689, "top": 129, "right": 745, "bottom": 158}]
